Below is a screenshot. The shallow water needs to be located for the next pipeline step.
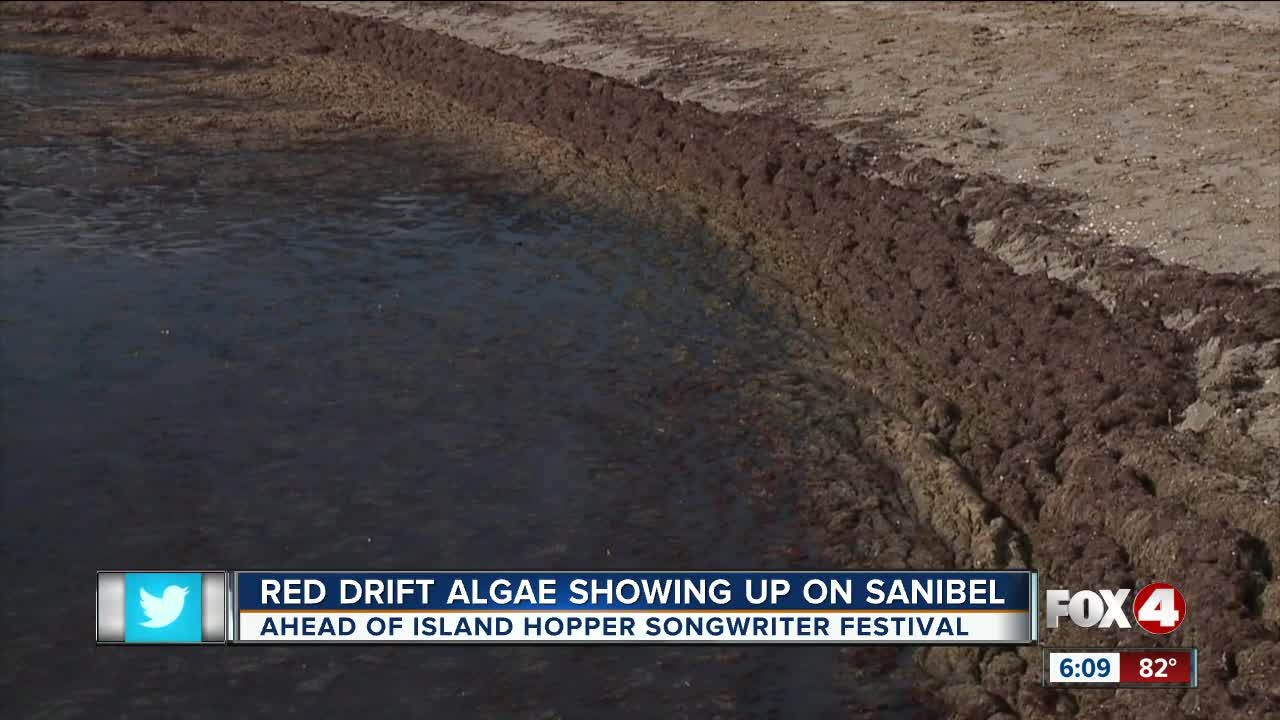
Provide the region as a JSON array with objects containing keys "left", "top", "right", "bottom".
[{"left": 0, "top": 53, "right": 921, "bottom": 719}]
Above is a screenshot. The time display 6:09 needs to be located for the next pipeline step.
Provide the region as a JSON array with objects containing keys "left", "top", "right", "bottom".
[{"left": 1047, "top": 652, "right": 1121, "bottom": 683}]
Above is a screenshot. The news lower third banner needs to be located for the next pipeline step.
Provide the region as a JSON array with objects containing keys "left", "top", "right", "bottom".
[
  {"left": 95, "top": 570, "right": 1037, "bottom": 645},
  {"left": 230, "top": 571, "right": 1037, "bottom": 645}
]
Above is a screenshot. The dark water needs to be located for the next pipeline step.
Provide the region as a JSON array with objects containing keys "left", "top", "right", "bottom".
[{"left": 0, "top": 54, "right": 920, "bottom": 719}]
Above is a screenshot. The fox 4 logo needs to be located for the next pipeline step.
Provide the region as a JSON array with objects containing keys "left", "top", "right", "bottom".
[{"left": 1046, "top": 582, "right": 1186, "bottom": 634}]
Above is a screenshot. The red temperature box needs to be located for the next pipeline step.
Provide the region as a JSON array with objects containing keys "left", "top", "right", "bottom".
[{"left": 1118, "top": 649, "right": 1196, "bottom": 686}]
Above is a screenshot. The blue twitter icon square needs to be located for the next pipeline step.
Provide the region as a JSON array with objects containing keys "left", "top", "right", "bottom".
[{"left": 124, "top": 572, "right": 204, "bottom": 643}]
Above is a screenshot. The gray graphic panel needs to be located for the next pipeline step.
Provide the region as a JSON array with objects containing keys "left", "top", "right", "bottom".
[
  {"left": 202, "top": 572, "right": 227, "bottom": 642},
  {"left": 96, "top": 572, "right": 126, "bottom": 643}
]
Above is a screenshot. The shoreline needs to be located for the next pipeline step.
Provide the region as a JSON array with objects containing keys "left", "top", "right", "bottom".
[
  {"left": 299, "top": 1, "right": 1280, "bottom": 282},
  {"left": 3, "top": 2, "right": 1278, "bottom": 718}
]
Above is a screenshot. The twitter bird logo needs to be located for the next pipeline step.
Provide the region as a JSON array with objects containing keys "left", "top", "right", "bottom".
[
  {"left": 139, "top": 585, "right": 188, "bottom": 628},
  {"left": 124, "top": 573, "right": 204, "bottom": 643}
]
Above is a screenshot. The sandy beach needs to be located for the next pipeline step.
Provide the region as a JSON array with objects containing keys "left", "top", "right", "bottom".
[
  {"left": 302, "top": 1, "right": 1279, "bottom": 280},
  {"left": 2, "top": 2, "right": 1278, "bottom": 718}
]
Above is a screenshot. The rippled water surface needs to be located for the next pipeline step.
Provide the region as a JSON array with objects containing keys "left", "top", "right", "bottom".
[{"left": 0, "top": 53, "right": 920, "bottom": 719}]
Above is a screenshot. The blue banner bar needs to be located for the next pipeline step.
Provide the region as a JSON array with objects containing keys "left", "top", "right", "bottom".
[{"left": 235, "top": 571, "right": 1033, "bottom": 612}]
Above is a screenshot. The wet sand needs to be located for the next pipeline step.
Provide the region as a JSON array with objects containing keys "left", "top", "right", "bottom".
[{"left": 2, "top": 2, "right": 1278, "bottom": 719}]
